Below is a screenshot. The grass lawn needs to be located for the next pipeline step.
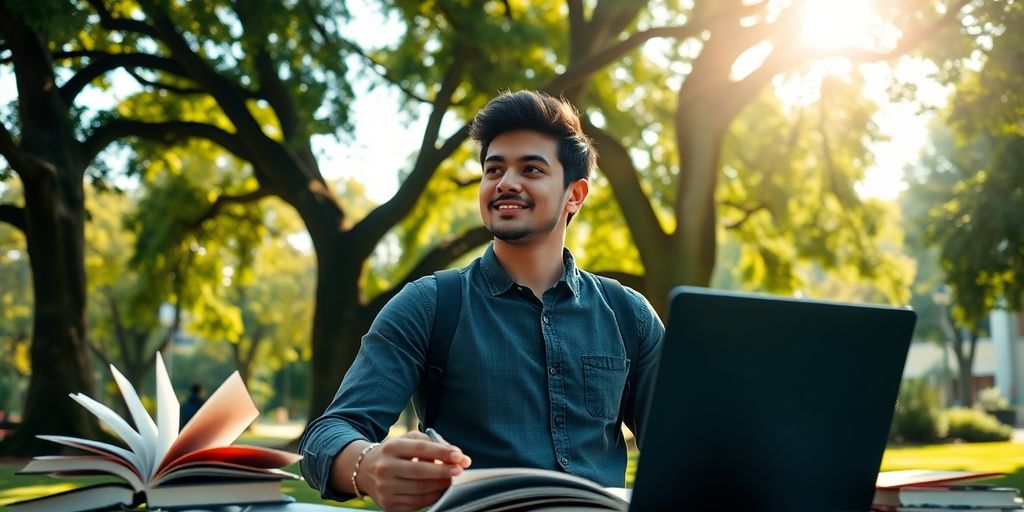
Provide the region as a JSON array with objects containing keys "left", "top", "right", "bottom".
[
  {"left": 880, "top": 441, "right": 1024, "bottom": 491},
  {"left": 1, "top": 441, "right": 1021, "bottom": 509}
]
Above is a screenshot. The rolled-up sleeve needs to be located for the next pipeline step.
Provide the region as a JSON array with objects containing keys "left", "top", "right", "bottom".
[{"left": 297, "top": 279, "right": 436, "bottom": 500}]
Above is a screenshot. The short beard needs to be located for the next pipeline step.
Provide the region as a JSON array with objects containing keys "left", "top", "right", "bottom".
[
  {"left": 487, "top": 214, "right": 561, "bottom": 243},
  {"left": 488, "top": 225, "right": 533, "bottom": 242}
]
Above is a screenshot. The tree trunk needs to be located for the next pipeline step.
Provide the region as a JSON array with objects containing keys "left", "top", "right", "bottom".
[
  {"left": 306, "top": 238, "right": 365, "bottom": 418},
  {"left": 0, "top": 10, "right": 102, "bottom": 455}
]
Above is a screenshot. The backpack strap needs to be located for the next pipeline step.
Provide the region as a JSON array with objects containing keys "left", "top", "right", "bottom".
[
  {"left": 596, "top": 276, "right": 640, "bottom": 436},
  {"left": 420, "top": 268, "right": 462, "bottom": 429}
]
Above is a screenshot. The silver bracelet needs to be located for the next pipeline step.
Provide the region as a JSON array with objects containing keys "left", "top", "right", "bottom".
[{"left": 351, "top": 442, "right": 380, "bottom": 499}]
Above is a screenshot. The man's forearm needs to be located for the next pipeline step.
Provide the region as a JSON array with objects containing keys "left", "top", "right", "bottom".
[{"left": 331, "top": 439, "right": 373, "bottom": 496}]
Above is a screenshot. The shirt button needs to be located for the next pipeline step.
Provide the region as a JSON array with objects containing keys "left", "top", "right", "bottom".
[
  {"left": 548, "top": 365, "right": 558, "bottom": 375},
  {"left": 542, "top": 315, "right": 550, "bottom": 324},
  {"left": 559, "top": 456, "right": 569, "bottom": 466}
]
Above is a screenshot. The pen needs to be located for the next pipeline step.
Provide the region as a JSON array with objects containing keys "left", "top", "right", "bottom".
[{"left": 425, "top": 427, "right": 448, "bottom": 445}]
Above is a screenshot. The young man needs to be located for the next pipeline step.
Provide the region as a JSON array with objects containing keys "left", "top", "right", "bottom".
[{"left": 299, "top": 91, "right": 663, "bottom": 511}]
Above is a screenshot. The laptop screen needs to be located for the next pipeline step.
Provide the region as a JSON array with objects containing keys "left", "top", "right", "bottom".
[{"left": 629, "top": 287, "right": 915, "bottom": 512}]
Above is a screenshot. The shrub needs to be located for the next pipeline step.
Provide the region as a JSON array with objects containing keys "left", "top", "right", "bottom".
[
  {"left": 890, "top": 378, "right": 947, "bottom": 444},
  {"left": 978, "top": 387, "right": 1010, "bottom": 411},
  {"left": 945, "top": 407, "right": 1013, "bottom": 442}
]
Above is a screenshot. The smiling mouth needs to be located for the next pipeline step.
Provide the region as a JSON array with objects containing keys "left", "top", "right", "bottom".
[{"left": 489, "top": 195, "right": 532, "bottom": 211}]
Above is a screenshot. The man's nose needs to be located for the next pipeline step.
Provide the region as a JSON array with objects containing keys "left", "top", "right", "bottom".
[{"left": 496, "top": 170, "right": 523, "bottom": 193}]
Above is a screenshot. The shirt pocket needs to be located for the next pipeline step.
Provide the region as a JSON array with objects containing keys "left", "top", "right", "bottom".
[{"left": 582, "top": 355, "right": 630, "bottom": 419}]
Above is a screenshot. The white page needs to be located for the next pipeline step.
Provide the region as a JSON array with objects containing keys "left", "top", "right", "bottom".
[
  {"left": 37, "top": 435, "right": 143, "bottom": 473},
  {"left": 110, "top": 364, "right": 158, "bottom": 478},
  {"left": 69, "top": 393, "right": 147, "bottom": 469},
  {"left": 21, "top": 455, "right": 145, "bottom": 491},
  {"left": 153, "top": 352, "right": 180, "bottom": 478}
]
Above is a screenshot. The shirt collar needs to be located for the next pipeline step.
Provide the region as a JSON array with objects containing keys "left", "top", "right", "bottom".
[{"left": 481, "top": 243, "right": 582, "bottom": 298}]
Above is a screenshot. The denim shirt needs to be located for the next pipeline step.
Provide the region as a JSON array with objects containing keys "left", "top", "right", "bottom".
[{"left": 299, "top": 244, "right": 664, "bottom": 500}]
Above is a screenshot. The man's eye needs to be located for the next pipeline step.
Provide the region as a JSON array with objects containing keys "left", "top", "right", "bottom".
[
  {"left": 525, "top": 166, "right": 544, "bottom": 174},
  {"left": 484, "top": 166, "right": 502, "bottom": 175}
]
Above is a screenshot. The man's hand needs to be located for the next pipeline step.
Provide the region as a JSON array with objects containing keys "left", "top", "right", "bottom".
[{"left": 353, "top": 431, "right": 472, "bottom": 511}]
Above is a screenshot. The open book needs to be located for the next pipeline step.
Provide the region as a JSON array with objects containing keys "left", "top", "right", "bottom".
[
  {"left": 427, "top": 467, "right": 630, "bottom": 512},
  {"left": 7, "top": 354, "right": 302, "bottom": 512},
  {"left": 873, "top": 470, "right": 1020, "bottom": 511}
]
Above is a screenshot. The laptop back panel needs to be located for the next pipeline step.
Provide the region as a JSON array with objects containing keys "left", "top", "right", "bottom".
[{"left": 629, "top": 287, "right": 915, "bottom": 511}]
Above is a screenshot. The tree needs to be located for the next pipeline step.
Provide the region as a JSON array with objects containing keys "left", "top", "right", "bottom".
[
  {"left": 382, "top": 0, "right": 979, "bottom": 312},
  {"left": 3, "top": 0, "right": 1002, "bottom": 446},
  {"left": 0, "top": 2, "right": 112, "bottom": 453},
  {"left": 904, "top": 0, "right": 1024, "bottom": 407}
]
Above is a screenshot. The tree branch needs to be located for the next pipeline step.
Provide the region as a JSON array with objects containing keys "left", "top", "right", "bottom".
[
  {"left": 721, "top": 200, "right": 767, "bottom": 230},
  {"left": 723, "top": 0, "right": 970, "bottom": 120},
  {"left": 545, "top": 2, "right": 762, "bottom": 95},
  {"left": 0, "top": 204, "right": 27, "bottom": 233},
  {"left": 253, "top": 50, "right": 302, "bottom": 142},
  {"left": 350, "top": 45, "right": 469, "bottom": 258},
  {"left": 86, "top": 0, "right": 160, "bottom": 38},
  {"left": 451, "top": 175, "right": 481, "bottom": 188},
  {"left": 190, "top": 187, "right": 271, "bottom": 231},
  {"left": 298, "top": 1, "right": 432, "bottom": 105},
  {"left": 0, "top": 122, "right": 52, "bottom": 181},
  {"left": 59, "top": 52, "right": 191, "bottom": 104},
  {"left": 83, "top": 119, "right": 251, "bottom": 163},
  {"left": 124, "top": 67, "right": 205, "bottom": 96},
  {"left": 363, "top": 226, "right": 492, "bottom": 316},
  {"left": 582, "top": 118, "right": 668, "bottom": 255},
  {"left": 567, "top": 0, "right": 586, "bottom": 61},
  {"left": 0, "top": 122, "right": 27, "bottom": 172}
]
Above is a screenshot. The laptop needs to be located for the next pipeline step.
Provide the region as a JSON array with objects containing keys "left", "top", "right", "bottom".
[{"left": 629, "top": 287, "right": 916, "bottom": 512}]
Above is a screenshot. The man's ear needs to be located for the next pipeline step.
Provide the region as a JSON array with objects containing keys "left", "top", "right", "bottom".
[{"left": 566, "top": 178, "right": 590, "bottom": 215}]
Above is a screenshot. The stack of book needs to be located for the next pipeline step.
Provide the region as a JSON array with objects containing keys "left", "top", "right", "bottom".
[
  {"left": 7, "top": 354, "right": 302, "bottom": 512},
  {"left": 874, "top": 470, "right": 1024, "bottom": 511}
]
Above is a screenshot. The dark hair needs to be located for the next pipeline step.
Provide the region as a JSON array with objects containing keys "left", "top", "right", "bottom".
[{"left": 470, "top": 90, "right": 596, "bottom": 188}]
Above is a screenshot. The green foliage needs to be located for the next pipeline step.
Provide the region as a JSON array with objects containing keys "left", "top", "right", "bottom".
[
  {"left": 944, "top": 407, "right": 1013, "bottom": 442},
  {"left": 891, "top": 378, "right": 948, "bottom": 444},
  {"left": 908, "top": 1, "right": 1024, "bottom": 328},
  {"left": 570, "top": 179, "right": 645, "bottom": 276},
  {"left": 124, "top": 141, "right": 314, "bottom": 392},
  {"left": 716, "top": 77, "right": 912, "bottom": 302}
]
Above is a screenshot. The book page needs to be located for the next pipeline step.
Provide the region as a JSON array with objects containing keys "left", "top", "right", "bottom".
[
  {"left": 876, "top": 470, "right": 1003, "bottom": 489},
  {"left": 37, "top": 435, "right": 143, "bottom": 473},
  {"left": 69, "top": 393, "right": 147, "bottom": 470},
  {"left": 158, "top": 371, "right": 258, "bottom": 473},
  {"left": 429, "top": 468, "right": 626, "bottom": 512},
  {"left": 153, "top": 352, "right": 180, "bottom": 476},
  {"left": 110, "top": 364, "right": 158, "bottom": 478},
  {"left": 160, "top": 444, "right": 301, "bottom": 470},
  {"left": 20, "top": 456, "right": 145, "bottom": 491}
]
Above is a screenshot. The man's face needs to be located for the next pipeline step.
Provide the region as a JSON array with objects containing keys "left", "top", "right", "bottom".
[{"left": 478, "top": 130, "right": 582, "bottom": 244}]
